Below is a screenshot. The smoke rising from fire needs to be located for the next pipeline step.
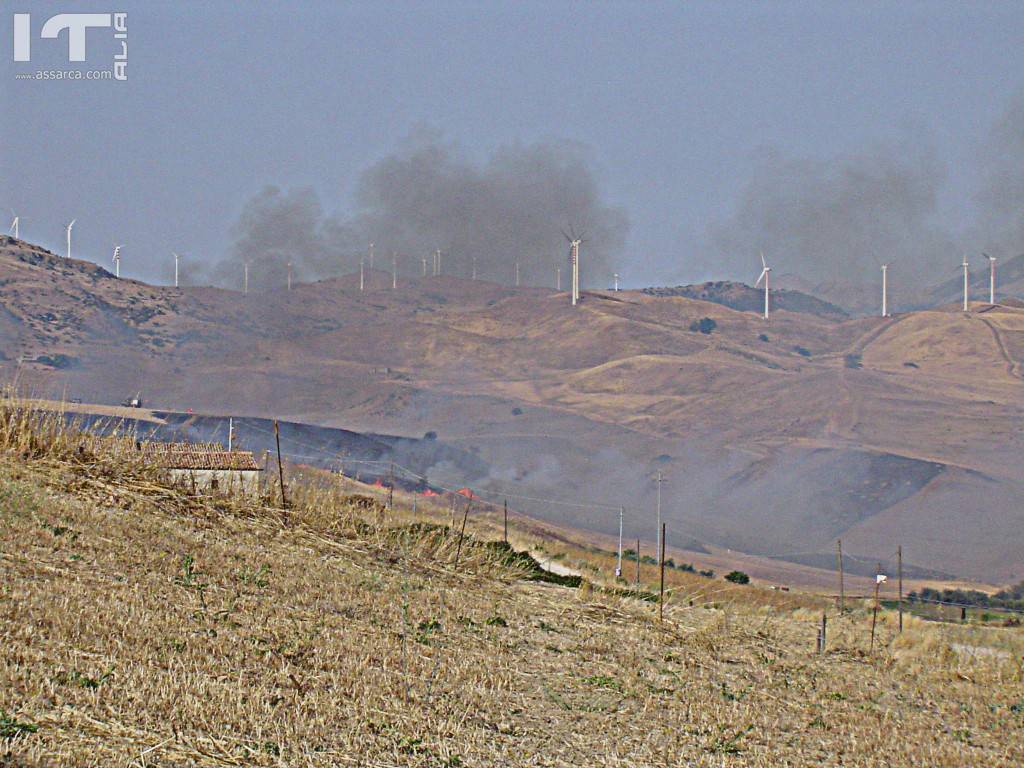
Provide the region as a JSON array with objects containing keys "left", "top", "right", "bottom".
[
  {"left": 206, "top": 136, "right": 628, "bottom": 292},
  {"left": 708, "top": 141, "right": 956, "bottom": 288},
  {"left": 976, "top": 90, "right": 1024, "bottom": 257}
]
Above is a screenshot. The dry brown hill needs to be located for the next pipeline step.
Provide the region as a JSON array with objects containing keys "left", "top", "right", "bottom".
[{"left": 1, "top": 235, "right": 1022, "bottom": 584}]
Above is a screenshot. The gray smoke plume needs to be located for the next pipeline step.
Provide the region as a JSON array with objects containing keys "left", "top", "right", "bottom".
[
  {"left": 976, "top": 90, "right": 1024, "bottom": 257},
  {"left": 210, "top": 135, "right": 628, "bottom": 291},
  {"left": 708, "top": 140, "right": 957, "bottom": 298}
]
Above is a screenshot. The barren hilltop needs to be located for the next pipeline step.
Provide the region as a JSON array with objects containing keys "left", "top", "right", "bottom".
[{"left": 2, "top": 235, "right": 1022, "bottom": 584}]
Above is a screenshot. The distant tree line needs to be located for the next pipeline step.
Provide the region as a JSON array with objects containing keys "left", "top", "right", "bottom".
[
  {"left": 621, "top": 549, "right": 714, "bottom": 578},
  {"left": 908, "top": 580, "right": 1024, "bottom": 612}
]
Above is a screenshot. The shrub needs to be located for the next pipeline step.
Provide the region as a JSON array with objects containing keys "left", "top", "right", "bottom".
[
  {"left": 758, "top": 333, "right": 769, "bottom": 342},
  {"left": 689, "top": 317, "right": 717, "bottom": 334},
  {"left": 725, "top": 570, "right": 750, "bottom": 584},
  {"left": 793, "top": 346, "right": 811, "bottom": 358},
  {"left": 844, "top": 353, "right": 863, "bottom": 369}
]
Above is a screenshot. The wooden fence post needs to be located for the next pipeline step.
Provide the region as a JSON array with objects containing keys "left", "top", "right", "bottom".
[
  {"left": 453, "top": 493, "right": 472, "bottom": 571},
  {"left": 273, "top": 419, "right": 287, "bottom": 511}
]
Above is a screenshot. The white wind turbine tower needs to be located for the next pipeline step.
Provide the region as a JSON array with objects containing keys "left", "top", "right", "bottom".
[
  {"left": 472, "top": 254, "right": 477, "bottom": 280},
  {"left": 173, "top": 252, "right": 180, "bottom": 288},
  {"left": 368, "top": 242, "right": 374, "bottom": 270},
  {"left": 880, "top": 264, "right": 890, "bottom": 317},
  {"left": 515, "top": 261, "right": 520, "bottom": 287},
  {"left": 556, "top": 266, "right": 561, "bottom": 291},
  {"left": 755, "top": 251, "right": 771, "bottom": 320},
  {"left": 563, "top": 229, "right": 582, "bottom": 306},
  {"left": 613, "top": 273, "right": 619, "bottom": 291},
  {"left": 359, "top": 257, "right": 364, "bottom": 292},
  {"left": 961, "top": 256, "right": 970, "bottom": 312},
  {"left": 391, "top": 252, "right": 397, "bottom": 289},
  {"left": 287, "top": 260, "right": 293, "bottom": 291},
  {"left": 65, "top": 219, "right": 76, "bottom": 259},
  {"left": 421, "top": 256, "right": 427, "bottom": 277},
  {"left": 112, "top": 245, "right": 123, "bottom": 277},
  {"left": 978, "top": 253, "right": 995, "bottom": 305},
  {"left": 243, "top": 261, "right": 250, "bottom": 294}
]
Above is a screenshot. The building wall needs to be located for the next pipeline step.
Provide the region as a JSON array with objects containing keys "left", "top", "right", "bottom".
[{"left": 168, "top": 468, "right": 261, "bottom": 495}]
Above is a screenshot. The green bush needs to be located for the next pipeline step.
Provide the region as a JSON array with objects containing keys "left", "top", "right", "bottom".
[{"left": 725, "top": 570, "right": 750, "bottom": 585}]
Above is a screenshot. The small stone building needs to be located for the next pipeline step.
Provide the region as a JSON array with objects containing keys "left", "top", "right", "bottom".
[{"left": 144, "top": 443, "right": 262, "bottom": 495}]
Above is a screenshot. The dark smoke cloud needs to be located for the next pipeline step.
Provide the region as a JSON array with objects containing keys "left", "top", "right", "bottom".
[
  {"left": 206, "top": 136, "right": 628, "bottom": 291},
  {"left": 976, "top": 90, "right": 1024, "bottom": 257},
  {"left": 708, "top": 141, "right": 957, "bottom": 292}
]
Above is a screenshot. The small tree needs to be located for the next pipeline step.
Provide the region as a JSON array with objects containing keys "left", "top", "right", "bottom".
[{"left": 725, "top": 570, "right": 750, "bottom": 585}]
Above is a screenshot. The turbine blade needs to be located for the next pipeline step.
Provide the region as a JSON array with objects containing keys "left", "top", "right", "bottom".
[
  {"left": 760, "top": 251, "right": 767, "bottom": 269},
  {"left": 755, "top": 268, "right": 768, "bottom": 287}
]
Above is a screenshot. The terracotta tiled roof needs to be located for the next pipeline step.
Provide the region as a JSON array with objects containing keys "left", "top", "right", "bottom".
[{"left": 143, "top": 443, "right": 261, "bottom": 471}]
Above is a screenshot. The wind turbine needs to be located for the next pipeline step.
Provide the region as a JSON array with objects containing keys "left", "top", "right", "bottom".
[
  {"left": 563, "top": 227, "right": 582, "bottom": 306},
  {"left": 880, "top": 264, "right": 890, "bottom": 317},
  {"left": 421, "top": 256, "right": 427, "bottom": 277},
  {"left": 287, "top": 260, "right": 293, "bottom": 291},
  {"left": 978, "top": 253, "right": 995, "bottom": 305},
  {"left": 173, "top": 252, "right": 180, "bottom": 288},
  {"left": 368, "top": 242, "right": 374, "bottom": 270},
  {"left": 112, "top": 245, "right": 122, "bottom": 278},
  {"left": 961, "top": 256, "right": 970, "bottom": 312},
  {"left": 614, "top": 273, "right": 619, "bottom": 291},
  {"left": 359, "top": 257, "right": 364, "bottom": 292},
  {"left": 65, "top": 219, "right": 75, "bottom": 259},
  {"left": 472, "top": 254, "right": 477, "bottom": 280},
  {"left": 515, "top": 261, "right": 520, "bottom": 287},
  {"left": 391, "top": 251, "right": 397, "bottom": 289},
  {"left": 8, "top": 212, "right": 19, "bottom": 239},
  {"left": 556, "top": 266, "right": 561, "bottom": 291},
  {"left": 755, "top": 251, "right": 771, "bottom": 320},
  {"left": 243, "top": 261, "right": 250, "bottom": 294}
]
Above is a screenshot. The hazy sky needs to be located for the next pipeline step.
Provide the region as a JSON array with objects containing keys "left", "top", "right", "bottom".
[{"left": 3, "top": 0, "right": 1023, "bottom": 288}]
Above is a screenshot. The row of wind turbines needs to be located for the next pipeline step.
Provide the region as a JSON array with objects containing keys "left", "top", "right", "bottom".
[
  {"left": 8, "top": 213, "right": 1001, "bottom": 315},
  {"left": 754, "top": 250, "right": 1002, "bottom": 321},
  {"left": 9, "top": 212, "right": 587, "bottom": 299}
]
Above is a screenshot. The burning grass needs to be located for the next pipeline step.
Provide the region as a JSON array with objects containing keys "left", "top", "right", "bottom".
[{"left": 1, "top": 397, "right": 1023, "bottom": 766}]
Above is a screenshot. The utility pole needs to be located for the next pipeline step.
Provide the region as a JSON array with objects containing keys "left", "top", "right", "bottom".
[
  {"left": 870, "top": 562, "right": 883, "bottom": 653},
  {"left": 836, "top": 539, "right": 845, "bottom": 614},
  {"left": 898, "top": 545, "right": 904, "bottom": 633},
  {"left": 658, "top": 523, "right": 667, "bottom": 622},
  {"left": 615, "top": 506, "right": 624, "bottom": 578},
  {"left": 653, "top": 471, "right": 666, "bottom": 564}
]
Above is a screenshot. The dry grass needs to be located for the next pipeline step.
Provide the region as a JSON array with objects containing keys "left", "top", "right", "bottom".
[{"left": 1, "top": 400, "right": 1023, "bottom": 766}]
